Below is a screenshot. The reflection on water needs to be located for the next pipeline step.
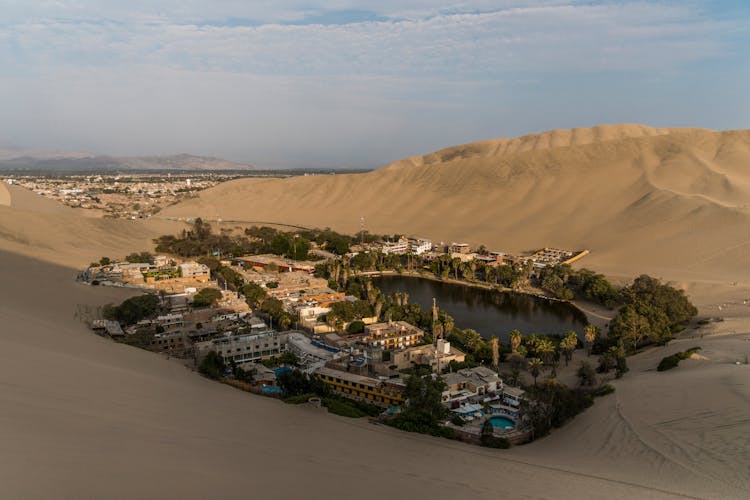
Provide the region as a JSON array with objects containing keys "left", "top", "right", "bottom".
[{"left": 373, "top": 275, "right": 587, "bottom": 341}]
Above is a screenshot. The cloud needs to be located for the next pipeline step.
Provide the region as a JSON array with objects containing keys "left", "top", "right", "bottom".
[
  {"left": 0, "top": 1, "right": 747, "bottom": 166},
  {"left": 1, "top": 2, "right": 736, "bottom": 76}
]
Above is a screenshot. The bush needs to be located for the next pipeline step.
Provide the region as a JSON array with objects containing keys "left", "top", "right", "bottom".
[
  {"left": 284, "top": 393, "right": 318, "bottom": 404},
  {"left": 657, "top": 347, "right": 701, "bottom": 371},
  {"left": 347, "top": 320, "right": 365, "bottom": 334},
  {"left": 591, "top": 384, "right": 615, "bottom": 397},
  {"left": 323, "top": 398, "right": 369, "bottom": 418},
  {"left": 125, "top": 252, "right": 153, "bottom": 264},
  {"left": 199, "top": 351, "right": 226, "bottom": 380},
  {"left": 450, "top": 414, "right": 466, "bottom": 427}
]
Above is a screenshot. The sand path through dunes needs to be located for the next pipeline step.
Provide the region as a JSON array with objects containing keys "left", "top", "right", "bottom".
[{"left": 2, "top": 250, "right": 748, "bottom": 499}]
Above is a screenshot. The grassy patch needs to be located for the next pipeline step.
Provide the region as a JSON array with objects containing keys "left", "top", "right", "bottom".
[
  {"left": 323, "top": 396, "right": 381, "bottom": 418},
  {"left": 283, "top": 393, "right": 318, "bottom": 404}
]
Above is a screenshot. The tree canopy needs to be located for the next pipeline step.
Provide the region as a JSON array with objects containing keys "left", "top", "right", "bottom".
[
  {"left": 610, "top": 275, "right": 697, "bottom": 351},
  {"left": 192, "top": 288, "right": 223, "bottom": 308},
  {"left": 102, "top": 294, "right": 160, "bottom": 325}
]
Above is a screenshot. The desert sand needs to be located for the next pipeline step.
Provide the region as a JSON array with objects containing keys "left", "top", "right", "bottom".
[
  {"left": 1, "top": 125, "right": 749, "bottom": 499},
  {"left": 160, "top": 125, "right": 750, "bottom": 305}
]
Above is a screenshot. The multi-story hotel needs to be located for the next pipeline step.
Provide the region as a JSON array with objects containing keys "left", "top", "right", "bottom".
[
  {"left": 195, "top": 330, "right": 287, "bottom": 365},
  {"left": 315, "top": 367, "right": 405, "bottom": 407},
  {"left": 362, "top": 321, "right": 425, "bottom": 350}
]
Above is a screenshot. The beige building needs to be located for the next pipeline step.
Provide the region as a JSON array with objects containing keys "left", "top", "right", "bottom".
[
  {"left": 179, "top": 262, "right": 211, "bottom": 281},
  {"left": 442, "top": 366, "right": 503, "bottom": 403},
  {"left": 363, "top": 321, "right": 424, "bottom": 350},
  {"left": 391, "top": 339, "right": 465, "bottom": 372}
]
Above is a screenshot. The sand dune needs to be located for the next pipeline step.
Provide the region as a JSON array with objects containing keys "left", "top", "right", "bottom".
[
  {"left": 0, "top": 183, "right": 175, "bottom": 267},
  {"left": 1, "top": 124, "right": 750, "bottom": 498},
  {"left": 161, "top": 126, "right": 750, "bottom": 293}
]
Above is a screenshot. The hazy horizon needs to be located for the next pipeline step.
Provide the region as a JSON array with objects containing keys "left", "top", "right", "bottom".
[{"left": 2, "top": 1, "right": 749, "bottom": 168}]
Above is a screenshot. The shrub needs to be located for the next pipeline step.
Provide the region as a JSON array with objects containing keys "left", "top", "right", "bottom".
[
  {"left": 199, "top": 351, "right": 226, "bottom": 380},
  {"left": 323, "top": 398, "right": 369, "bottom": 418},
  {"left": 347, "top": 320, "right": 365, "bottom": 334},
  {"left": 657, "top": 347, "right": 701, "bottom": 371},
  {"left": 284, "top": 393, "right": 318, "bottom": 404},
  {"left": 591, "top": 384, "right": 615, "bottom": 397}
]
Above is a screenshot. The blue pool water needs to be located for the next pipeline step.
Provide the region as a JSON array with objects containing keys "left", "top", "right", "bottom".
[{"left": 489, "top": 416, "right": 515, "bottom": 429}]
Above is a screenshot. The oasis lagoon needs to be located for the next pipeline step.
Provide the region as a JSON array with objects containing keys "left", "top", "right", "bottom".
[{"left": 373, "top": 275, "right": 587, "bottom": 342}]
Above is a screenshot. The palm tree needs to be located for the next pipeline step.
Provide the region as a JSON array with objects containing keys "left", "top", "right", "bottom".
[
  {"left": 374, "top": 296, "right": 385, "bottom": 319},
  {"left": 583, "top": 325, "right": 598, "bottom": 356},
  {"left": 561, "top": 331, "right": 578, "bottom": 366},
  {"left": 450, "top": 257, "right": 462, "bottom": 280},
  {"left": 279, "top": 314, "right": 292, "bottom": 331},
  {"left": 442, "top": 315, "right": 454, "bottom": 336},
  {"left": 528, "top": 358, "right": 543, "bottom": 386},
  {"left": 509, "top": 329, "right": 522, "bottom": 354},
  {"left": 536, "top": 338, "right": 555, "bottom": 367}
]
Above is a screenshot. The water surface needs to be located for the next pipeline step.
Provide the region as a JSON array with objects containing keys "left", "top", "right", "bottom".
[{"left": 373, "top": 275, "right": 587, "bottom": 341}]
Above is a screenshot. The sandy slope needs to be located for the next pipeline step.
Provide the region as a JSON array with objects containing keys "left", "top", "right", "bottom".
[
  {"left": 160, "top": 125, "right": 750, "bottom": 303},
  {"left": 0, "top": 183, "right": 176, "bottom": 267}
]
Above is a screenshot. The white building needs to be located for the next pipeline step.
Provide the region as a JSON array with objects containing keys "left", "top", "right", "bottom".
[
  {"left": 381, "top": 237, "right": 409, "bottom": 255},
  {"left": 195, "top": 330, "right": 287, "bottom": 364},
  {"left": 286, "top": 331, "right": 340, "bottom": 366},
  {"left": 409, "top": 238, "right": 432, "bottom": 255}
]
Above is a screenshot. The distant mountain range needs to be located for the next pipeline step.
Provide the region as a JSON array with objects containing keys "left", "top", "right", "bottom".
[{"left": 0, "top": 149, "right": 255, "bottom": 171}]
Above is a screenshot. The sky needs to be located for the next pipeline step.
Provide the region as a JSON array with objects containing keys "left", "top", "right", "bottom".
[{"left": 0, "top": 1, "right": 749, "bottom": 168}]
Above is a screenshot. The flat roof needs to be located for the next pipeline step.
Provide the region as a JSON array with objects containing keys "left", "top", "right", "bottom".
[{"left": 315, "top": 367, "right": 381, "bottom": 387}]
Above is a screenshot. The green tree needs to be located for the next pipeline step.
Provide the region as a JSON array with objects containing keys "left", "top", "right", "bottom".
[
  {"left": 535, "top": 338, "right": 556, "bottom": 367},
  {"left": 197, "top": 256, "right": 221, "bottom": 272},
  {"left": 199, "top": 351, "right": 226, "bottom": 380},
  {"left": 577, "top": 361, "right": 596, "bottom": 387},
  {"left": 509, "top": 329, "right": 522, "bottom": 354},
  {"left": 102, "top": 294, "right": 160, "bottom": 325},
  {"left": 560, "top": 331, "right": 578, "bottom": 366},
  {"left": 125, "top": 251, "right": 154, "bottom": 264},
  {"left": 192, "top": 288, "right": 222, "bottom": 308},
  {"left": 240, "top": 282, "right": 267, "bottom": 308},
  {"left": 528, "top": 358, "right": 543, "bottom": 386},
  {"left": 610, "top": 305, "right": 649, "bottom": 353},
  {"left": 583, "top": 325, "right": 598, "bottom": 356},
  {"left": 390, "top": 375, "right": 448, "bottom": 436}
]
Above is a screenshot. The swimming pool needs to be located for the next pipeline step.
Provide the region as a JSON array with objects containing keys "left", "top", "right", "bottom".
[{"left": 488, "top": 416, "right": 516, "bottom": 429}]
